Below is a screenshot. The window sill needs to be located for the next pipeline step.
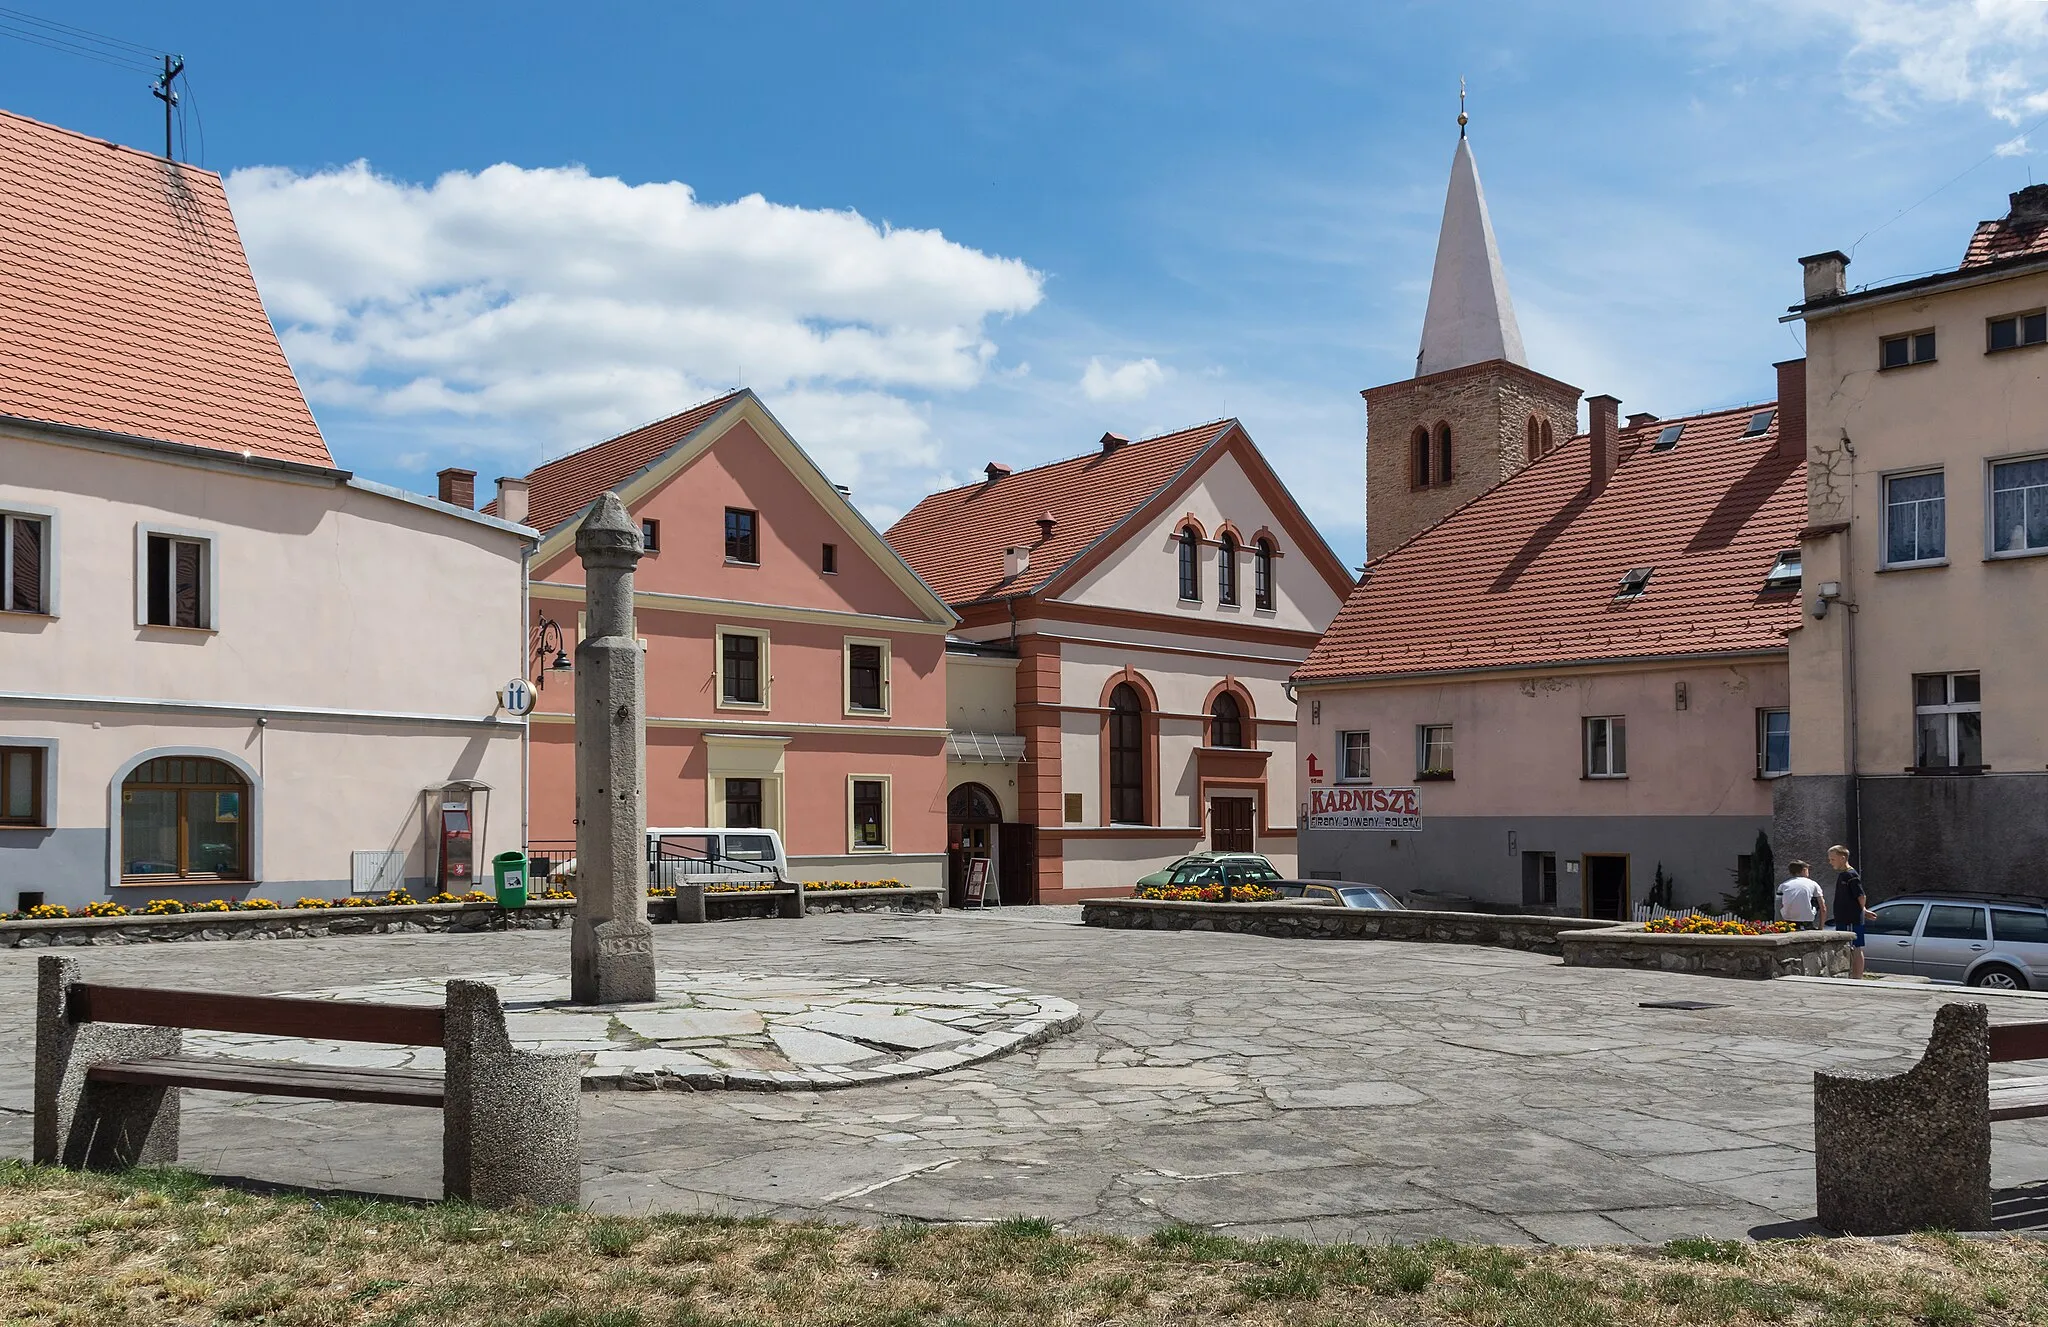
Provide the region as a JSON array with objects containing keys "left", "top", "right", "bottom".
[
  {"left": 139, "top": 623, "right": 217, "bottom": 635},
  {"left": 116, "top": 878, "right": 258, "bottom": 888},
  {"left": 1334, "top": 779, "right": 1373, "bottom": 787},
  {"left": 724, "top": 558, "right": 760, "bottom": 568},
  {"left": 0, "top": 610, "right": 55, "bottom": 621},
  {"left": 1904, "top": 765, "right": 1989, "bottom": 775},
  {"left": 1877, "top": 358, "right": 1936, "bottom": 372},
  {"left": 1415, "top": 771, "right": 1454, "bottom": 782},
  {"left": 1987, "top": 546, "right": 2048, "bottom": 562},
  {"left": 1876, "top": 560, "right": 1947, "bottom": 574},
  {"left": 843, "top": 708, "right": 891, "bottom": 720},
  {"left": 1756, "top": 771, "right": 1790, "bottom": 781},
  {"left": 1582, "top": 774, "right": 1629, "bottom": 781},
  {"left": 1217, "top": 601, "right": 1241, "bottom": 612},
  {"left": 847, "top": 846, "right": 890, "bottom": 854},
  {"left": 1254, "top": 604, "right": 1277, "bottom": 615},
  {"left": 1986, "top": 340, "right": 2048, "bottom": 355},
  {"left": 715, "top": 701, "right": 770, "bottom": 712},
  {"left": 1177, "top": 597, "right": 1201, "bottom": 607},
  {"left": 0, "top": 822, "right": 51, "bottom": 831}
]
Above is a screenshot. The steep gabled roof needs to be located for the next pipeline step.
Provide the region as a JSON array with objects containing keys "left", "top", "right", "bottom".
[
  {"left": 497, "top": 390, "right": 747, "bottom": 534},
  {"left": 1296, "top": 403, "right": 1806, "bottom": 683},
  {"left": 1416, "top": 133, "right": 1525, "bottom": 377},
  {"left": 0, "top": 109, "right": 330, "bottom": 466}
]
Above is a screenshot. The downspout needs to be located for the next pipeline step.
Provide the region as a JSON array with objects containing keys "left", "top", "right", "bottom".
[
  {"left": 520, "top": 540, "right": 532, "bottom": 860},
  {"left": 1843, "top": 448, "right": 1861, "bottom": 859}
]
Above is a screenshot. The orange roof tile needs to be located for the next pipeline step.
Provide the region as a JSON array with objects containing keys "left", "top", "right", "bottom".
[
  {"left": 885, "top": 420, "right": 1236, "bottom": 604},
  {"left": 1296, "top": 404, "right": 1805, "bottom": 683},
  {"left": 1961, "top": 218, "right": 2048, "bottom": 269},
  {"left": 497, "top": 391, "right": 746, "bottom": 533},
  {"left": 0, "top": 110, "right": 329, "bottom": 466}
]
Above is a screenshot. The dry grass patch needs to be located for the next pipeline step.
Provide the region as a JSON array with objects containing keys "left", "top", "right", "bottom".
[{"left": 2, "top": 1161, "right": 2045, "bottom": 1325}]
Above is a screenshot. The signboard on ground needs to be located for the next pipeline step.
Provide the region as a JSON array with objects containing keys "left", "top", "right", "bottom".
[
  {"left": 963, "top": 856, "right": 993, "bottom": 907},
  {"left": 1306, "top": 786, "right": 1422, "bottom": 832}
]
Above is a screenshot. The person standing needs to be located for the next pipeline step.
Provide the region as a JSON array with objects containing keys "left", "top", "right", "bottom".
[
  {"left": 1776, "top": 861, "right": 1826, "bottom": 930},
  {"left": 1827, "top": 844, "right": 1875, "bottom": 978}
]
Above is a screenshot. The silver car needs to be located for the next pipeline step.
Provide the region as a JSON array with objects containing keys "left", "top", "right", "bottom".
[{"left": 1863, "top": 895, "right": 2048, "bottom": 989}]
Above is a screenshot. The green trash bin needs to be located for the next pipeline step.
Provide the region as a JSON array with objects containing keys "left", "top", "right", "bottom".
[{"left": 492, "top": 850, "right": 529, "bottom": 910}]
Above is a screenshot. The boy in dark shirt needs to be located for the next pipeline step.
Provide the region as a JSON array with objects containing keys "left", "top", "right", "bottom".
[{"left": 1827, "top": 844, "right": 1873, "bottom": 978}]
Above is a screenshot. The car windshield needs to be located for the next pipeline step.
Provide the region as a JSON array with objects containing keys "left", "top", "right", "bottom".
[
  {"left": 1340, "top": 887, "right": 1400, "bottom": 909},
  {"left": 1227, "top": 862, "right": 1281, "bottom": 885}
]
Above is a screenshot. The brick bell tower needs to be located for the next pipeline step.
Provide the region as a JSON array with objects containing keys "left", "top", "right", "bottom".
[{"left": 1364, "top": 106, "right": 1580, "bottom": 562}]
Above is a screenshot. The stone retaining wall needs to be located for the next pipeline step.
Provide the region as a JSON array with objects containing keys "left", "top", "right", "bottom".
[
  {"left": 1560, "top": 925, "right": 1852, "bottom": 979},
  {"left": 0, "top": 900, "right": 576, "bottom": 948},
  {"left": 806, "top": 888, "right": 943, "bottom": 915},
  {"left": 1080, "top": 898, "right": 1610, "bottom": 955}
]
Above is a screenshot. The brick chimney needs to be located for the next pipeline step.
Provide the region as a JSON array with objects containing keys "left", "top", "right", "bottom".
[
  {"left": 1099, "top": 432, "right": 1129, "bottom": 456},
  {"left": 1004, "top": 545, "right": 1030, "bottom": 579},
  {"left": 983, "top": 461, "right": 1011, "bottom": 485},
  {"left": 2009, "top": 184, "right": 2048, "bottom": 227},
  {"left": 1774, "top": 359, "right": 1807, "bottom": 462},
  {"left": 1799, "top": 250, "right": 1849, "bottom": 303},
  {"left": 437, "top": 467, "right": 476, "bottom": 510},
  {"left": 1035, "top": 511, "right": 1058, "bottom": 542},
  {"left": 1587, "top": 395, "right": 1620, "bottom": 488},
  {"left": 494, "top": 477, "right": 529, "bottom": 525},
  {"left": 1626, "top": 412, "right": 1658, "bottom": 429}
]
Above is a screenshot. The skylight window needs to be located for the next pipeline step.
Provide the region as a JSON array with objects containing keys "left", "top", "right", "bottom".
[
  {"left": 1763, "top": 549, "right": 1802, "bottom": 592},
  {"left": 1653, "top": 423, "right": 1686, "bottom": 451},
  {"left": 1615, "top": 566, "right": 1655, "bottom": 601},
  {"left": 1743, "top": 410, "right": 1775, "bottom": 437}
]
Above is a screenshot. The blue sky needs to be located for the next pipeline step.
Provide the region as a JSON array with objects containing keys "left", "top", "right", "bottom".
[{"left": 6, "top": 1, "right": 2048, "bottom": 563}]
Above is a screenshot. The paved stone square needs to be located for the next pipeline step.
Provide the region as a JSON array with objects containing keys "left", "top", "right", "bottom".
[{"left": 7, "top": 906, "right": 2048, "bottom": 1245}]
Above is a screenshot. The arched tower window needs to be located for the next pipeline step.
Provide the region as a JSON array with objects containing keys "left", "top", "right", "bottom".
[
  {"left": 1436, "top": 423, "right": 1454, "bottom": 483},
  {"left": 1540, "top": 419, "right": 1554, "bottom": 456},
  {"left": 1527, "top": 414, "right": 1541, "bottom": 459},
  {"left": 1411, "top": 427, "right": 1432, "bottom": 488},
  {"left": 1176, "top": 527, "right": 1200, "bottom": 601},
  {"left": 1217, "top": 532, "right": 1238, "bottom": 605},
  {"left": 1210, "top": 691, "right": 1245, "bottom": 749},
  {"left": 1253, "top": 538, "right": 1275, "bottom": 610},
  {"left": 1108, "top": 684, "right": 1146, "bottom": 824}
]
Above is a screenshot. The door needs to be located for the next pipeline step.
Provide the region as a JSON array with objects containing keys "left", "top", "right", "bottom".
[
  {"left": 997, "top": 821, "right": 1037, "bottom": 906},
  {"left": 1862, "top": 901, "right": 1925, "bottom": 975},
  {"left": 1913, "top": 903, "right": 1990, "bottom": 982},
  {"left": 948, "top": 783, "right": 1002, "bottom": 909},
  {"left": 1583, "top": 854, "right": 1629, "bottom": 921},
  {"left": 1210, "top": 797, "right": 1254, "bottom": 853}
]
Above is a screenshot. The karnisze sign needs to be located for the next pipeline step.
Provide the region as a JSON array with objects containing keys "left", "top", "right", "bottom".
[{"left": 1306, "top": 786, "right": 1421, "bottom": 832}]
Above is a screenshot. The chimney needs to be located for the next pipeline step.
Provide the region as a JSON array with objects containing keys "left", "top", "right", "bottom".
[
  {"left": 1035, "top": 511, "right": 1058, "bottom": 542},
  {"left": 1003, "top": 545, "right": 1031, "bottom": 579},
  {"left": 2009, "top": 184, "right": 2048, "bottom": 227},
  {"left": 437, "top": 467, "right": 476, "bottom": 510},
  {"left": 983, "top": 461, "right": 1011, "bottom": 485},
  {"left": 1774, "top": 358, "right": 1807, "bottom": 462},
  {"left": 1626, "top": 412, "right": 1658, "bottom": 429},
  {"left": 494, "top": 476, "right": 530, "bottom": 525},
  {"left": 1098, "top": 432, "right": 1130, "bottom": 456},
  {"left": 1799, "top": 250, "right": 1849, "bottom": 303},
  {"left": 1587, "top": 395, "right": 1620, "bottom": 487}
]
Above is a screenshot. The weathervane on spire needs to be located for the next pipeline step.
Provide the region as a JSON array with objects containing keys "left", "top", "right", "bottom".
[{"left": 1458, "top": 77, "right": 1468, "bottom": 137}]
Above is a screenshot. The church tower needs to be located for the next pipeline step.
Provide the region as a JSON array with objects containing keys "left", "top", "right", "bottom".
[{"left": 1363, "top": 107, "right": 1581, "bottom": 562}]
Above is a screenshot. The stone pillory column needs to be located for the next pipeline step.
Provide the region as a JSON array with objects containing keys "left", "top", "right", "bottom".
[{"left": 570, "top": 492, "right": 656, "bottom": 1005}]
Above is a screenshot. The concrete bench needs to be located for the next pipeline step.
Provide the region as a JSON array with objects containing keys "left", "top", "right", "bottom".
[
  {"left": 32, "top": 955, "right": 580, "bottom": 1207},
  {"left": 1814, "top": 1001, "right": 2048, "bottom": 1234}
]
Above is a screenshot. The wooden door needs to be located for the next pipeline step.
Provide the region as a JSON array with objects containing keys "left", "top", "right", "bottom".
[
  {"left": 997, "top": 822, "right": 1037, "bottom": 905},
  {"left": 1584, "top": 854, "right": 1629, "bottom": 921},
  {"left": 1210, "top": 797, "right": 1254, "bottom": 853}
]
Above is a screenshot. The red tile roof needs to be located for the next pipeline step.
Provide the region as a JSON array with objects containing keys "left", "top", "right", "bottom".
[
  {"left": 0, "top": 110, "right": 330, "bottom": 466},
  {"left": 1295, "top": 404, "right": 1805, "bottom": 683},
  {"left": 885, "top": 420, "right": 1236, "bottom": 603},
  {"left": 1960, "top": 217, "right": 2048, "bottom": 269},
  {"left": 496, "top": 391, "right": 745, "bottom": 533}
]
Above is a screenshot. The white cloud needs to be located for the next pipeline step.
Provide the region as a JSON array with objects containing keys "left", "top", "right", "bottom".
[
  {"left": 1997, "top": 132, "right": 2032, "bottom": 155},
  {"left": 1079, "top": 355, "right": 1169, "bottom": 402},
  {"left": 1760, "top": 0, "right": 2048, "bottom": 123},
  {"left": 226, "top": 160, "right": 1044, "bottom": 491}
]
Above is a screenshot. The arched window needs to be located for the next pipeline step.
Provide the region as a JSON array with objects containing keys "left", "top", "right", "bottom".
[
  {"left": 1108, "top": 683, "right": 1146, "bottom": 824},
  {"left": 1210, "top": 692, "right": 1245, "bottom": 749},
  {"left": 121, "top": 755, "right": 249, "bottom": 881},
  {"left": 1177, "top": 527, "right": 1200, "bottom": 601},
  {"left": 946, "top": 782, "right": 1001, "bottom": 824},
  {"left": 1527, "top": 415, "right": 1541, "bottom": 459},
  {"left": 1411, "top": 427, "right": 1432, "bottom": 488},
  {"left": 1436, "top": 423, "right": 1454, "bottom": 483},
  {"left": 1253, "top": 538, "right": 1275, "bottom": 610},
  {"left": 1217, "top": 532, "right": 1238, "bottom": 605},
  {"left": 1540, "top": 419, "right": 1554, "bottom": 456}
]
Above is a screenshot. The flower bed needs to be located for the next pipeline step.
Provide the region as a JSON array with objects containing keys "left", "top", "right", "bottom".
[
  {"left": 1642, "top": 916, "right": 1795, "bottom": 937},
  {"left": 1133, "top": 883, "right": 1283, "bottom": 904}
]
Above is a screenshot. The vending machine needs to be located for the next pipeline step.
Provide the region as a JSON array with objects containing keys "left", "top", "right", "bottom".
[{"left": 422, "top": 780, "right": 491, "bottom": 894}]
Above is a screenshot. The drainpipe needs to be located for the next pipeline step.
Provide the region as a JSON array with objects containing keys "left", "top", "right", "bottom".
[{"left": 520, "top": 541, "right": 532, "bottom": 862}]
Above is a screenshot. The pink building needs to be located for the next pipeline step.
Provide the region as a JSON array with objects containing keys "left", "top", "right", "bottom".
[{"left": 489, "top": 391, "right": 958, "bottom": 886}]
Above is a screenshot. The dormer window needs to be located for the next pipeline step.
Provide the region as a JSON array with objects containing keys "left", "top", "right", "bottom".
[
  {"left": 1743, "top": 410, "right": 1775, "bottom": 438},
  {"left": 1615, "top": 566, "right": 1654, "bottom": 601},
  {"left": 1763, "top": 549, "right": 1802, "bottom": 592},
  {"left": 1653, "top": 424, "right": 1685, "bottom": 451}
]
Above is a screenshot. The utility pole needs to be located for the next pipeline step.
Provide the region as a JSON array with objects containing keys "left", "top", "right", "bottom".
[{"left": 151, "top": 54, "right": 184, "bottom": 160}]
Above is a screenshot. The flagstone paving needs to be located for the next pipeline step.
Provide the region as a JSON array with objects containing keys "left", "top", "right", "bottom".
[{"left": 5, "top": 906, "right": 2048, "bottom": 1245}]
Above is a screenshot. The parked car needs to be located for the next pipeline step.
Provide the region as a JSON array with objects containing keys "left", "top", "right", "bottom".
[
  {"left": 1152, "top": 856, "right": 1284, "bottom": 894},
  {"left": 1136, "top": 852, "right": 1278, "bottom": 889},
  {"left": 1862, "top": 894, "right": 2048, "bottom": 989},
  {"left": 1270, "top": 880, "right": 1406, "bottom": 910}
]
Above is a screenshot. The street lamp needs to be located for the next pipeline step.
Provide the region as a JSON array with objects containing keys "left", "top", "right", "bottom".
[{"left": 532, "top": 615, "right": 573, "bottom": 685}]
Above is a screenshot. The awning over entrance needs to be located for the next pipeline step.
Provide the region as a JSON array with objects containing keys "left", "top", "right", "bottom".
[{"left": 947, "top": 731, "right": 1025, "bottom": 764}]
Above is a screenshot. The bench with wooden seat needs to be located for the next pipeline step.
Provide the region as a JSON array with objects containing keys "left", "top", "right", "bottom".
[
  {"left": 32, "top": 956, "right": 580, "bottom": 1207},
  {"left": 1814, "top": 1001, "right": 2048, "bottom": 1235}
]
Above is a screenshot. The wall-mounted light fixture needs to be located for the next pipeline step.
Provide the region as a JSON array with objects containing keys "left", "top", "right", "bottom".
[
  {"left": 1812, "top": 580, "right": 1849, "bottom": 620},
  {"left": 531, "top": 615, "right": 573, "bottom": 685}
]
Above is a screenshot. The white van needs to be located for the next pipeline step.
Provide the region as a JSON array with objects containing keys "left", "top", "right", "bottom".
[{"left": 645, "top": 827, "right": 788, "bottom": 886}]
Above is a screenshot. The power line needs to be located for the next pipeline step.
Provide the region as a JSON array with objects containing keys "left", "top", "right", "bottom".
[
  {"left": 1850, "top": 111, "right": 2048, "bottom": 257},
  {"left": 0, "top": 4, "right": 157, "bottom": 57},
  {"left": 0, "top": 18, "right": 157, "bottom": 71}
]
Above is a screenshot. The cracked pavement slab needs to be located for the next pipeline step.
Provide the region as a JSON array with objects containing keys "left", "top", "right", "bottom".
[{"left": 5, "top": 905, "right": 2046, "bottom": 1244}]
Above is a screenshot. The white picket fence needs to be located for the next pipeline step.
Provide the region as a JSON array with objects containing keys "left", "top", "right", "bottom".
[{"left": 1631, "top": 903, "right": 1741, "bottom": 924}]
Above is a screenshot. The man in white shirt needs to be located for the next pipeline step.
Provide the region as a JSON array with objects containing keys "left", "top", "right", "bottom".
[{"left": 1776, "top": 860, "right": 1826, "bottom": 929}]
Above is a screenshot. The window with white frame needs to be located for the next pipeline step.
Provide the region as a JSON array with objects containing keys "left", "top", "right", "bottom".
[
  {"left": 1584, "top": 716, "right": 1627, "bottom": 778},
  {"left": 849, "top": 777, "right": 889, "bottom": 851},
  {"left": 1991, "top": 456, "right": 2048, "bottom": 555},
  {"left": 716, "top": 628, "right": 770, "bottom": 708},
  {"left": 1, "top": 512, "right": 49, "bottom": 615},
  {"left": 1913, "top": 672, "right": 1982, "bottom": 770},
  {"left": 1338, "top": 730, "right": 1370, "bottom": 783},
  {"left": 844, "top": 639, "right": 890, "bottom": 715},
  {"left": 1884, "top": 471, "right": 1946, "bottom": 566},
  {"left": 1417, "top": 724, "right": 1453, "bottom": 777},
  {"left": 1757, "top": 708, "right": 1791, "bottom": 777},
  {"left": 0, "top": 745, "right": 47, "bottom": 826},
  {"left": 141, "top": 529, "right": 213, "bottom": 629}
]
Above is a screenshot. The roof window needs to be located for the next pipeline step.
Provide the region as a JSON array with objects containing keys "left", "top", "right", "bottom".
[
  {"left": 1743, "top": 410, "right": 1775, "bottom": 437},
  {"left": 1615, "top": 566, "right": 1655, "bottom": 601},
  {"left": 1652, "top": 423, "right": 1685, "bottom": 451},
  {"left": 1763, "top": 549, "right": 1802, "bottom": 592}
]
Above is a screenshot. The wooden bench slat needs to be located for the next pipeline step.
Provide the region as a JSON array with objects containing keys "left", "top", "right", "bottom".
[
  {"left": 1988, "top": 1021, "right": 2048, "bottom": 1064},
  {"left": 70, "top": 984, "right": 444, "bottom": 1047},
  {"left": 87, "top": 1056, "right": 445, "bottom": 1108}
]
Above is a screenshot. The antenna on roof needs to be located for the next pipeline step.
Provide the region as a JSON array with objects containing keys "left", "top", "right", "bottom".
[{"left": 151, "top": 53, "right": 183, "bottom": 160}]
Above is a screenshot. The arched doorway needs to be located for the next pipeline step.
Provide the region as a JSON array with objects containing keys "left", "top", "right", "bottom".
[{"left": 947, "top": 782, "right": 1002, "bottom": 908}]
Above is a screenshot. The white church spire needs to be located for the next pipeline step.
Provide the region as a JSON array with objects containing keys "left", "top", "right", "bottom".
[{"left": 1414, "top": 100, "right": 1526, "bottom": 378}]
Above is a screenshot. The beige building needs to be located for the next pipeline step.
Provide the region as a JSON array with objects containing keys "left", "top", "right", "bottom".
[{"left": 1776, "top": 187, "right": 2048, "bottom": 897}]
